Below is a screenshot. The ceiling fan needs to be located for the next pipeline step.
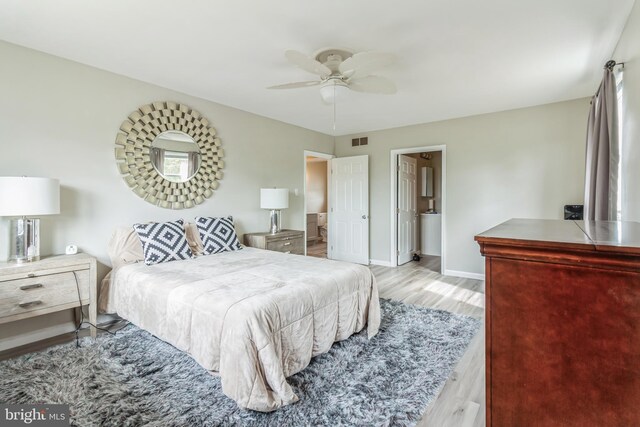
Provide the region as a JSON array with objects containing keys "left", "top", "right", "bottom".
[{"left": 268, "top": 48, "right": 397, "bottom": 103}]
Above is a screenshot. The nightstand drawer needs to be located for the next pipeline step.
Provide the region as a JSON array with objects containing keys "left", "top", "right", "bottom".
[
  {"left": 266, "top": 238, "right": 304, "bottom": 254},
  {"left": 0, "top": 270, "right": 90, "bottom": 319},
  {"left": 244, "top": 230, "right": 305, "bottom": 255}
]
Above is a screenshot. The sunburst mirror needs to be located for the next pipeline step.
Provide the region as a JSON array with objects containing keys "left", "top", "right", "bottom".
[{"left": 114, "top": 101, "right": 224, "bottom": 209}]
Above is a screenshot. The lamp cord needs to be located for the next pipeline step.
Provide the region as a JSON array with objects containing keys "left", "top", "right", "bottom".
[{"left": 71, "top": 271, "right": 129, "bottom": 348}]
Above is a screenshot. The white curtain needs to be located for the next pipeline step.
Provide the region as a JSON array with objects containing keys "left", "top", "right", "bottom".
[
  {"left": 151, "top": 147, "right": 166, "bottom": 174},
  {"left": 188, "top": 152, "right": 199, "bottom": 178},
  {"left": 584, "top": 67, "right": 620, "bottom": 221}
]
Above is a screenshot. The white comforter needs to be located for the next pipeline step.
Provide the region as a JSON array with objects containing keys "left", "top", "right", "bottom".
[{"left": 104, "top": 247, "right": 380, "bottom": 412}]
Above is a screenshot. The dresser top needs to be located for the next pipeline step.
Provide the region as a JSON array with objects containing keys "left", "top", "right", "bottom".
[
  {"left": 577, "top": 220, "right": 640, "bottom": 251},
  {"left": 475, "top": 218, "right": 640, "bottom": 254},
  {"left": 0, "top": 253, "right": 96, "bottom": 274}
]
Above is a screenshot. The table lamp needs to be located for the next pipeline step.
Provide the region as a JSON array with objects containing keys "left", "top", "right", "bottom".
[
  {"left": 260, "top": 188, "right": 289, "bottom": 234},
  {"left": 0, "top": 177, "right": 60, "bottom": 262}
]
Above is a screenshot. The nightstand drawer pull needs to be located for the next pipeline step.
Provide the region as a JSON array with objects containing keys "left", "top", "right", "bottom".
[
  {"left": 27, "top": 273, "right": 36, "bottom": 278},
  {"left": 283, "top": 242, "right": 292, "bottom": 246},
  {"left": 18, "top": 300, "right": 43, "bottom": 308},
  {"left": 20, "top": 283, "right": 43, "bottom": 291}
]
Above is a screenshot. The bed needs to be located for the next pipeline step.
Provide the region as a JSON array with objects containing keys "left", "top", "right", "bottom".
[{"left": 100, "top": 227, "right": 380, "bottom": 412}]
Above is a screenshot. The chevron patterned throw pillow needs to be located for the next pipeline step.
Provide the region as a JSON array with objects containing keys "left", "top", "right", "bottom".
[
  {"left": 133, "top": 219, "right": 194, "bottom": 265},
  {"left": 195, "top": 216, "right": 242, "bottom": 255}
]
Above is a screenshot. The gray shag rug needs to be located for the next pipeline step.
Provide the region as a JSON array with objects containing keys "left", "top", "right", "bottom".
[{"left": 0, "top": 299, "right": 479, "bottom": 426}]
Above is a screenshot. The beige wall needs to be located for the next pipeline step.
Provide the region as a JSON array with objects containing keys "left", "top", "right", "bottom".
[
  {"left": 0, "top": 41, "right": 333, "bottom": 350},
  {"left": 614, "top": 0, "right": 640, "bottom": 222},
  {"left": 306, "top": 160, "right": 328, "bottom": 213},
  {"left": 336, "top": 98, "right": 590, "bottom": 274}
]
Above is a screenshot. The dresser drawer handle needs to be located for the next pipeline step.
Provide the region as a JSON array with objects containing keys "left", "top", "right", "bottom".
[
  {"left": 283, "top": 242, "right": 292, "bottom": 246},
  {"left": 18, "top": 300, "right": 43, "bottom": 308},
  {"left": 27, "top": 273, "right": 36, "bottom": 278},
  {"left": 20, "top": 283, "right": 43, "bottom": 291}
]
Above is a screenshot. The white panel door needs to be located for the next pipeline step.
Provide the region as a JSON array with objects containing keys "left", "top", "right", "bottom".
[
  {"left": 329, "top": 155, "right": 369, "bottom": 265},
  {"left": 397, "top": 154, "right": 417, "bottom": 265}
]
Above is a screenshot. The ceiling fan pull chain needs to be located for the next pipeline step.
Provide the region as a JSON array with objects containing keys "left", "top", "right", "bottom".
[{"left": 333, "top": 83, "right": 337, "bottom": 132}]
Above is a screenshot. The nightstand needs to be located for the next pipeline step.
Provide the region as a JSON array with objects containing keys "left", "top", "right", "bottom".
[
  {"left": 243, "top": 230, "right": 305, "bottom": 255},
  {"left": 0, "top": 254, "right": 98, "bottom": 338}
]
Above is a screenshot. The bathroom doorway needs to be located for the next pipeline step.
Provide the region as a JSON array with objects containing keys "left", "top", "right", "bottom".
[
  {"left": 304, "top": 150, "right": 333, "bottom": 258},
  {"left": 390, "top": 145, "right": 446, "bottom": 273}
]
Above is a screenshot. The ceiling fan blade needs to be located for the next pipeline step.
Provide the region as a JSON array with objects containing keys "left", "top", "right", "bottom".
[
  {"left": 267, "top": 81, "right": 321, "bottom": 90},
  {"left": 285, "top": 50, "right": 332, "bottom": 77},
  {"left": 339, "top": 52, "right": 396, "bottom": 78},
  {"left": 348, "top": 75, "right": 397, "bottom": 94}
]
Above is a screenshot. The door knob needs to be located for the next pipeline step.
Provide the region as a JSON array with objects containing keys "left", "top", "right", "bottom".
[{"left": 362, "top": 215, "right": 368, "bottom": 219}]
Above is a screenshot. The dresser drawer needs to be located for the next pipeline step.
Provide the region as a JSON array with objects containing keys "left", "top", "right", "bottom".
[
  {"left": 0, "top": 270, "right": 90, "bottom": 319},
  {"left": 266, "top": 237, "right": 304, "bottom": 255}
]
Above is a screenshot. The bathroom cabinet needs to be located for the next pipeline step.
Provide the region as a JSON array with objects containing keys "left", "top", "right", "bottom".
[
  {"left": 421, "top": 166, "right": 433, "bottom": 198},
  {"left": 420, "top": 213, "right": 441, "bottom": 256}
]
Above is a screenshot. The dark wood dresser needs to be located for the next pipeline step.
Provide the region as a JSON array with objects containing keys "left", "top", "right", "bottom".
[{"left": 476, "top": 219, "right": 640, "bottom": 427}]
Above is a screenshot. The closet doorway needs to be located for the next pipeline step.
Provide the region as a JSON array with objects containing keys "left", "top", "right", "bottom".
[
  {"left": 303, "top": 150, "right": 333, "bottom": 258},
  {"left": 390, "top": 145, "right": 446, "bottom": 273}
]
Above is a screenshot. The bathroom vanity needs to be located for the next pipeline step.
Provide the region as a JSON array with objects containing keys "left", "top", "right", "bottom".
[{"left": 420, "top": 213, "right": 441, "bottom": 256}]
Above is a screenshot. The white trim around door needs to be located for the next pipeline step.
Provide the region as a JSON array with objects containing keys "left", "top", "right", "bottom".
[
  {"left": 303, "top": 150, "right": 334, "bottom": 257},
  {"left": 389, "top": 145, "right": 447, "bottom": 271}
]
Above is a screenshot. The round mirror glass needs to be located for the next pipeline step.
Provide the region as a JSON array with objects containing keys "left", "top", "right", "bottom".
[{"left": 150, "top": 131, "right": 201, "bottom": 182}]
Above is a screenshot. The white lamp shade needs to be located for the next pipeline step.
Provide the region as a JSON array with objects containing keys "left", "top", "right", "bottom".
[
  {"left": 260, "top": 188, "right": 289, "bottom": 209},
  {"left": 0, "top": 177, "right": 60, "bottom": 216}
]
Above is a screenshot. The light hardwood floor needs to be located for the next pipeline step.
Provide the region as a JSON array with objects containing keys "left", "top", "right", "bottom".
[
  {"left": 306, "top": 241, "right": 327, "bottom": 258},
  {"left": 370, "top": 256, "right": 485, "bottom": 427}
]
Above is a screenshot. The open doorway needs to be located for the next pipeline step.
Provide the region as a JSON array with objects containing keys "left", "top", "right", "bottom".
[
  {"left": 390, "top": 145, "right": 446, "bottom": 273},
  {"left": 304, "top": 150, "right": 333, "bottom": 258}
]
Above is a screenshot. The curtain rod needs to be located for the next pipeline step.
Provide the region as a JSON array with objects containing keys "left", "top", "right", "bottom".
[{"left": 605, "top": 60, "right": 625, "bottom": 70}]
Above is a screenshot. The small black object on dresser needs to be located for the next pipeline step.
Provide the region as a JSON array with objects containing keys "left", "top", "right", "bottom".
[{"left": 563, "top": 204, "right": 584, "bottom": 220}]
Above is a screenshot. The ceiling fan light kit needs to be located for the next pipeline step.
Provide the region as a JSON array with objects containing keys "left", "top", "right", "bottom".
[
  {"left": 268, "top": 47, "right": 397, "bottom": 103},
  {"left": 319, "top": 79, "right": 349, "bottom": 104}
]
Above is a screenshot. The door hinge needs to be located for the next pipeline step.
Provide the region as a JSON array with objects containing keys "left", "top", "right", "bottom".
[
  {"left": 397, "top": 250, "right": 400, "bottom": 256},
  {"left": 397, "top": 208, "right": 400, "bottom": 214}
]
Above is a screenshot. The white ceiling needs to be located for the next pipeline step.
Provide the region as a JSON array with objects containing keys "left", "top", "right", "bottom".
[{"left": 0, "top": 0, "right": 635, "bottom": 135}]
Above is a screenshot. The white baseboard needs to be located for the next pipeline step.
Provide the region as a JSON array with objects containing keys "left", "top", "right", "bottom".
[
  {"left": 368, "top": 259, "right": 484, "bottom": 281},
  {"left": 369, "top": 259, "right": 393, "bottom": 267},
  {"left": 444, "top": 269, "right": 485, "bottom": 281}
]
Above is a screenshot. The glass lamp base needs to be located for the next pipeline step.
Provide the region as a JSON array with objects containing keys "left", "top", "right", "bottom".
[
  {"left": 269, "top": 209, "right": 282, "bottom": 234},
  {"left": 9, "top": 218, "right": 40, "bottom": 263}
]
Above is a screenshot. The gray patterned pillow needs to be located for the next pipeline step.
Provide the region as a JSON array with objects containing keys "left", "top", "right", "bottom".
[
  {"left": 133, "top": 219, "right": 193, "bottom": 265},
  {"left": 195, "top": 216, "right": 242, "bottom": 255}
]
